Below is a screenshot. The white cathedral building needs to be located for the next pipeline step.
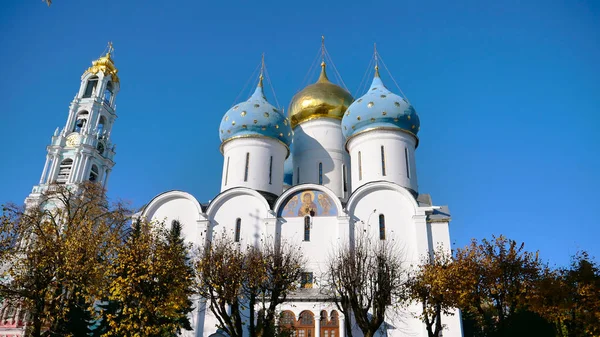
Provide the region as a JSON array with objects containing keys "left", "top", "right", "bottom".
[{"left": 2, "top": 45, "right": 463, "bottom": 337}]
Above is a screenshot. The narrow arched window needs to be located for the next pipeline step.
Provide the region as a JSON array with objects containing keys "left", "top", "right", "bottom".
[
  {"left": 304, "top": 216, "right": 310, "bottom": 241},
  {"left": 244, "top": 152, "right": 250, "bottom": 182},
  {"left": 104, "top": 81, "right": 113, "bottom": 105},
  {"left": 57, "top": 159, "right": 73, "bottom": 183},
  {"left": 358, "top": 151, "right": 363, "bottom": 180},
  {"left": 296, "top": 167, "right": 300, "bottom": 184},
  {"left": 269, "top": 156, "right": 273, "bottom": 185},
  {"left": 405, "top": 148, "right": 410, "bottom": 178},
  {"left": 381, "top": 145, "right": 386, "bottom": 176},
  {"left": 379, "top": 214, "right": 386, "bottom": 240},
  {"left": 235, "top": 218, "right": 241, "bottom": 242},
  {"left": 89, "top": 165, "right": 99, "bottom": 182},
  {"left": 224, "top": 157, "right": 230, "bottom": 186},
  {"left": 318, "top": 162, "right": 323, "bottom": 185},
  {"left": 97, "top": 116, "right": 106, "bottom": 137},
  {"left": 83, "top": 76, "right": 98, "bottom": 98},
  {"left": 342, "top": 164, "right": 347, "bottom": 192}
]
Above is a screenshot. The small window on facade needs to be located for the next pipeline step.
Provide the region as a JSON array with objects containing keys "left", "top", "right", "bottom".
[
  {"left": 104, "top": 81, "right": 113, "bottom": 105},
  {"left": 379, "top": 214, "right": 386, "bottom": 240},
  {"left": 89, "top": 165, "right": 99, "bottom": 182},
  {"left": 234, "top": 218, "right": 241, "bottom": 242},
  {"left": 57, "top": 159, "right": 73, "bottom": 183},
  {"left": 342, "top": 164, "right": 347, "bottom": 192},
  {"left": 381, "top": 146, "right": 386, "bottom": 176},
  {"left": 225, "top": 157, "right": 230, "bottom": 186},
  {"left": 300, "top": 272, "right": 314, "bottom": 288},
  {"left": 83, "top": 77, "right": 98, "bottom": 98},
  {"left": 244, "top": 153, "right": 250, "bottom": 182},
  {"left": 318, "top": 162, "right": 323, "bottom": 185},
  {"left": 269, "top": 156, "right": 273, "bottom": 184},
  {"left": 296, "top": 167, "right": 300, "bottom": 184},
  {"left": 358, "top": 151, "right": 363, "bottom": 180},
  {"left": 405, "top": 148, "right": 410, "bottom": 178},
  {"left": 304, "top": 216, "right": 310, "bottom": 241}
]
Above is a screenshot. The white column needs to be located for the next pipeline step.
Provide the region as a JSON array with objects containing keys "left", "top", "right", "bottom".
[
  {"left": 75, "top": 154, "right": 87, "bottom": 183},
  {"left": 80, "top": 155, "right": 91, "bottom": 182},
  {"left": 315, "top": 314, "right": 320, "bottom": 337},
  {"left": 48, "top": 154, "right": 60, "bottom": 183},
  {"left": 39, "top": 155, "right": 50, "bottom": 184},
  {"left": 103, "top": 169, "right": 111, "bottom": 188},
  {"left": 68, "top": 153, "right": 80, "bottom": 183},
  {"left": 339, "top": 315, "right": 345, "bottom": 337}
]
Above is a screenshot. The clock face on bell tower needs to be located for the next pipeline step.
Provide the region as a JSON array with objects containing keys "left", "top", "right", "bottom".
[{"left": 66, "top": 133, "right": 81, "bottom": 147}]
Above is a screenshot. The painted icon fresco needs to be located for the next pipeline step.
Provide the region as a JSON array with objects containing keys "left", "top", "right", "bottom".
[{"left": 279, "top": 190, "right": 338, "bottom": 217}]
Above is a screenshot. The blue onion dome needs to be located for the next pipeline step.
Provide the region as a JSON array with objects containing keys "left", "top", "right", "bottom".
[
  {"left": 220, "top": 76, "right": 293, "bottom": 150},
  {"left": 341, "top": 67, "right": 420, "bottom": 141}
]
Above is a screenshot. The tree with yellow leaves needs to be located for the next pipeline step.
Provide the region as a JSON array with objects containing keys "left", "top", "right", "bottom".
[
  {"left": 406, "top": 247, "right": 456, "bottom": 337},
  {"left": 531, "top": 251, "right": 600, "bottom": 337},
  {"left": 449, "top": 235, "right": 546, "bottom": 337},
  {"left": 0, "top": 182, "right": 130, "bottom": 337},
  {"left": 98, "top": 219, "right": 195, "bottom": 336}
]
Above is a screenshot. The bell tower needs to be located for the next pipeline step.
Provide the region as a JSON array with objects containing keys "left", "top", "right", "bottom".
[{"left": 25, "top": 43, "right": 120, "bottom": 206}]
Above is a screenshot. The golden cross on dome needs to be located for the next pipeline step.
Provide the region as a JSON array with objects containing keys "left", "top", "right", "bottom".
[
  {"left": 259, "top": 53, "right": 265, "bottom": 87},
  {"left": 321, "top": 35, "right": 326, "bottom": 63}
]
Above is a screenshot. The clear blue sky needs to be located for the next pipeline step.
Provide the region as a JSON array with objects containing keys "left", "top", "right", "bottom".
[{"left": 1, "top": 0, "right": 598, "bottom": 267}]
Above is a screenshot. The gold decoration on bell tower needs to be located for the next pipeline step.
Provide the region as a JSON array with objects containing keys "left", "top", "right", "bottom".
[
  {"left": 287, "top": 37, "right": 353, "bottom": 129},
  {"left": 84, "top": 42, "right": 119, "bottom": 83}
]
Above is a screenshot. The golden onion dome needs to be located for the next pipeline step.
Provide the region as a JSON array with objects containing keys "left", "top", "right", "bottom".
[{"left": 288, "top": 62, "right": 353, "bottom": 129}]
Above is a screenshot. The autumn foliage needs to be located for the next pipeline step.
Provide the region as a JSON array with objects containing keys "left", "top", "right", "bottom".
[
  {"left": 0, "top": 182, "right": 130, "bottom": 336},
  {"left": 0, "top": 183, "right": 195, "bottom": 336},
  {"left": 409, "top": 236, "right": 600, "bottom": 337}
]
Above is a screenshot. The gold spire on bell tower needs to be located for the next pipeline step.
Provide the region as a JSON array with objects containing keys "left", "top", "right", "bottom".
[{"left": 84, "top": 42, "right": 119, "bottom": 83}]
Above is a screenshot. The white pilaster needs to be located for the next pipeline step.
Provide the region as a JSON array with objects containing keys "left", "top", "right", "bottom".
[{"left": 39, "top": 155, "right": 50, "bottom": 184}]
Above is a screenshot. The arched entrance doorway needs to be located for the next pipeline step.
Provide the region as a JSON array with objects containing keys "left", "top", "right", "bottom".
[{"left": 297, "top": 310, "right": 315, "bottom": 337}]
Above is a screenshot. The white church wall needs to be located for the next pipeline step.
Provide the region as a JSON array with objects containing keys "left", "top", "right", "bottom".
[
  {"left": 142, "top": 191, "right": 205, "bottom": 247},
  {"left": 207, "top": 189, "right": 272, "bottom": 247},
  {"left": 274, "top": 184, "right": 345, "bottom": 283},
  {"left": 346, "top": 183, "right": 422, "bottom": 265}
]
